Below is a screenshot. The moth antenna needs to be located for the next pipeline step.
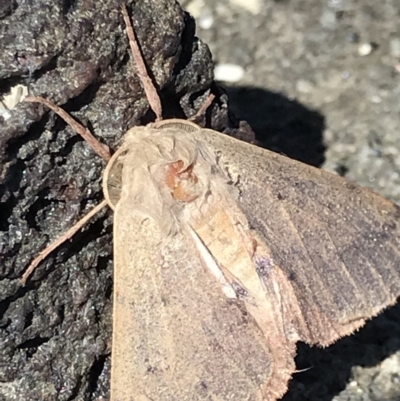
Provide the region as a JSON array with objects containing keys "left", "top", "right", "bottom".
[
  {"left": 22, "top": 95, "right": 110, "bottom": 283},
  {"left": 25, "top": 96, "right": 111, "bottom": 161},
  {"left": 21, "top": 200, "right": 108, "bottom": 285},
  {"left": 121, "top": 4, "right": 163, "bottom": 121}
]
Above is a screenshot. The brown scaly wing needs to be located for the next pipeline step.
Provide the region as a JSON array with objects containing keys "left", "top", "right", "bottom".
[
  {"left": 110, "top": 139, "right": 275, "bottom": 400},
  {"left": 111, "top": 201, "right": 274, "bottom": 401},
  {"left": 201, "top": 128, "right": 400, "bottom": 346}
]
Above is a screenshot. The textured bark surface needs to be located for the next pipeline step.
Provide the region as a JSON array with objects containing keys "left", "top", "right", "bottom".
[{"left": 0, "top": 1, "right": 248, "bottom": 400}]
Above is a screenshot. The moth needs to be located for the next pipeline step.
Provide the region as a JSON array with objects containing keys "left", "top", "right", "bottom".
[{"left": 22, "top": 4, "right": 400, "bottom": 401}]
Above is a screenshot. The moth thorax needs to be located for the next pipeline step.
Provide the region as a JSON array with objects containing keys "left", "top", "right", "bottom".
[
  {"left": 102, "top": 125, "right": 221, "bottom": 236},
  {"left": 102, "top": 121, "right": 202, "bottom": 211}
]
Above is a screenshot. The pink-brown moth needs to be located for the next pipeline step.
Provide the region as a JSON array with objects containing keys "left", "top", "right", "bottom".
[
  {"left": 19, "top": 3, "right": 400, "bottom": 401},
  {"left": 101, "top": 117, "right": 400, "bottom": 400}
]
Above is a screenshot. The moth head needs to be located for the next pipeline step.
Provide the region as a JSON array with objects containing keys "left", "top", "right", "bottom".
[
  {"left": 102, "top": 119, "right": 201, "bottom": 211},
  {"left": 102, "top": 119, "right": 229, "bottom": 236}
]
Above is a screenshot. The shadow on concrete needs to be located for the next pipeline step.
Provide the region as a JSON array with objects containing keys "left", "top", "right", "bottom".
[
  {"left": 285, "top": 303, "right": 400, "bottom": 401},
  {"left": 225, "top": 85, "right": 326, "bottom": 167}
]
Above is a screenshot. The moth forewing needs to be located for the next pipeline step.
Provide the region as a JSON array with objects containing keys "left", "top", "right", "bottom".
[
  {"left": 199, "top": 127, "right": 400, "bottom": 346},
  {"left": 108, "top": 124, "right": 276, "bottom": 400},
  {"left": 103, "top": 118, "right": 400, "bottom": 400},
  {"left": 181, "top": 129, "right": 303, "bottom": 398}
]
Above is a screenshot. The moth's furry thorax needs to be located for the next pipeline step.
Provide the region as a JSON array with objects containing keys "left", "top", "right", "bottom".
[{"left": 117, "top": 126, "right": 233, "bottom": 237}]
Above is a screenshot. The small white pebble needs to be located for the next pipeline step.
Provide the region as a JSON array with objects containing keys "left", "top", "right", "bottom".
[
  {"left": 0, "top": 84, "right": 28, "bottom": 120},
  {"left": 296, "top": 79, "right": 313, "bottom": 93},
  {"left": 371, "top": 95, "right": 382, "bottom": 103},
  {"left": 199, "top": 14, "right": 214, "bottom": 30},
  {"left": 214, "top": 63, "right": 245, "bottom": 83},
  {"left": 349, "top": 380, "right": 358, "bottom": 387},
  {"left": 358, "top": 43, "right": 373, "bottom": 56}
]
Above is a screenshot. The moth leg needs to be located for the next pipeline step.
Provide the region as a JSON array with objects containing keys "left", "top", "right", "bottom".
[
  {"left": 121, "top": 4, "right": 163, "bottom": 121},
  {"left": 189, "top": 92, "right": 215, "bottom": 122},
  {"left": 21, "top": 200, "right": 108, "bottom": 285},
  {"left": 25, "top": 96, "right": 111, "bottom": 161},
  {"left": 22, "top": 96, "right": 112, "bottom": 284}
]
